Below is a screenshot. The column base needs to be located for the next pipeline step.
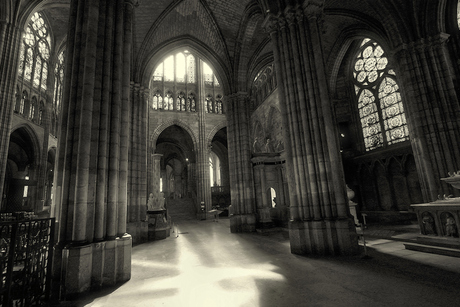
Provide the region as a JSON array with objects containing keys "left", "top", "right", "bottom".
[
  {"left": 230, "top": 213, "right": 257, "bottom": 233},
  {"left": 289, "top": 218, "right": 359, "bottom": 256},
  {"left": 127, "top": 221, "right": 148, "bottom": 245},
  {"left": 147, "top": 211, "right": 170, "bottom": 240},
  {"left": 61, "top": 235, "right": 132, "bottom": 299}
]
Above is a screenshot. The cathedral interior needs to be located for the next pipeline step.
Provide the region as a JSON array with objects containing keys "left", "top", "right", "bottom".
[{"left": 0, "top": 0, "right": 460, "bottom": 305}]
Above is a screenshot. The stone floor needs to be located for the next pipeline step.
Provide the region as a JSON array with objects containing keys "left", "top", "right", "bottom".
[{"left": 67, "top": 218, "right": 460, "bottom": 307}]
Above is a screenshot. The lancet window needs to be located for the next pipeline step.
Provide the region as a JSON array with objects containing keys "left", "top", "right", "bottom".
[
  {"left": 29, "top": 97, "right": 37, "bottom": 120},
  {"left": 53, "top": 50, "right": 65, "bottom": 114},
  {"left": 150, "top": 50, "right": 223, "bottom": 113},
  {"left": 18, "top": 12, "right": 51, "bottom": 91},
  {"left": 353, "top": 38, "right": 409, "bottom": 151}
]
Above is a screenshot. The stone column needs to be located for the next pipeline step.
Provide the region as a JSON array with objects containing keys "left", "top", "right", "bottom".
[
  {"left": 187, "top": 162, "right": 196, "bottom": 198},
  {"left": 263, "top": 2, "right": 358, "bottom": 255},
  {"left": 54, "top": 0, "right": 134, "bottom": 297},
  {"left": 196, "top": 61, "right": 212, "bottom": 213},
  {"left": 227, "top": 93, "right": 256, "bottom": 232},
  {"left": 150, "top": 154, "right": 163, "bottom": 204},
  {"left": 393, "top": 34, "right": 460, "bottom": 201},
  {"left": 254, "top": 162, "right": 271, "bottom": 225},
  {"left": 0, "top": 20, "right": 22, "bottom": 207},
  {"left": 126, "top": 82, "right": 148, "bottom": 243},
  {"left": 276, "top": 165, "right": 286, "bottom": 206},
  {"left": 128, "top": 83, "right": 139, "bottom": 224}
]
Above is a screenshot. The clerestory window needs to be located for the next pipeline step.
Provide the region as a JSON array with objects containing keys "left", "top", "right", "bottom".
[
  {"left": 150, "top": 50, "right": 223, "bottom": 113},
  {"left": 353, "top": 38, "right": 409, "bottom": 151},
  {"left": 18, "top": 12, "right": 51, "bottom": 91},
  {"left": 54, "top": 49, "right": 65, "bottom": 115}
]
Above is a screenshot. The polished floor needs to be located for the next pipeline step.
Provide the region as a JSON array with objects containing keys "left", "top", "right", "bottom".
[{"left": 69, "top": 218, "right": 460, "bottom": 307}]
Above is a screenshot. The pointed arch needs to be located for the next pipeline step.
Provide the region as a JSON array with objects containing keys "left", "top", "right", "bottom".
[
  {"left": 206, "top": 120, "right": 227, "bottom": 150},
  {"left": 136, "top": 0, "right": 231, "bottom": 89},
  {"left": 150, "top": 119, "right": 198, "bottom": 153},
  {"left": 139, "top": 38, "right": 230, "bottom": 94}
]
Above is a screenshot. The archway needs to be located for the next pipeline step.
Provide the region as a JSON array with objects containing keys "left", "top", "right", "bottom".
[
  {"left": 210, "top": 127, "right": 230, "bottom": 211},
  {"left": 2, "top": 127, "right": 39, "bottom": 212},
  {"left": 155, "top": 125, "right": 196, "bottom": 220}
]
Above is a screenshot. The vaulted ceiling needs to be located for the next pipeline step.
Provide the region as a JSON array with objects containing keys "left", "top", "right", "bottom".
[{"left": 14, "top": 0, "right": 452, "bottom": 92}]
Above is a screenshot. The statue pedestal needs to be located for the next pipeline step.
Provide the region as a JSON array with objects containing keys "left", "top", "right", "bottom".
[{"left": 147, "top": 210, "right": 170, "bottom": 240}]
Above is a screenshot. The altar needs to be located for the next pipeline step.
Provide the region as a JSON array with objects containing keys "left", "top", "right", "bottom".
[
  {"left": 411, "top": 199, "right": 459, "bottom": 238},
  {"left": 410, "top": 173, "right": 460, "bottom": 241}
]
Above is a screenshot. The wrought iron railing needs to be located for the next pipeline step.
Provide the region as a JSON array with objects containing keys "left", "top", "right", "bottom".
[{"left": 0, "top": 218, "right": 55, "bottom": 306}]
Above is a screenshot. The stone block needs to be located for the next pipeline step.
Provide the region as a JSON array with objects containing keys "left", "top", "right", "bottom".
[
  {"left": 63, "top": 244, "right": 93, "bottom": 298},
  {"left": 91, "top": 241, "right": 106, "bottom": 290},
  {"left": 116, "top": 234, "right": 132, "bottom": 282},
  {"left": 103, "top": 240, "right": 117, "bottom": 286}
]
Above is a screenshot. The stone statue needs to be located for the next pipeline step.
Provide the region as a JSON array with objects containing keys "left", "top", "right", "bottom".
[
  {"left": 147, "top": 192, "right": 165, "bottom": 211},
  {"left": 253, "top": 137, "right": 262, "bottom": 153},
  {"left": 265, "top": 138, "right": 274, "bottom": 152},
  {"left": 422, "top": 213, "right": 436, "bottom": 235},
  {"left": 446, "top": 216, "right": 457, "bottom": 237},
  {"left": 275, "top": 140, "right": 284, "bottom": 152}
]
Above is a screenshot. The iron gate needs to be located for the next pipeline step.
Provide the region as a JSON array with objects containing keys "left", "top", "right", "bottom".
[{"left": 0, "top": 218, "right": 55, "bottom": 306}]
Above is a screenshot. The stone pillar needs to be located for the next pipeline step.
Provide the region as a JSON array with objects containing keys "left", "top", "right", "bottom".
[
  {"left": 263, "top": 2, "right": 358, "bottom": 255},
  {"left": 187, "top": 162, "right": 196, "bottom": 198},
  {"left": 150, "top": 153, "right": 163, "bottom": 204},
  {"left": 393, "top": 34, "right": 460, "bottom": 201},
  {"left": 196, "top": 61, "right": 212, "bottom": 214},
  {"left": 227, "top": 93, "right": 256, "bottom": 232},
  {"left": 0, "top": 21, "right": 22, "bottom": 208},
  {"left": 55, "top": 0, "right": 134, "bottom": 298},
  {"left": 276, "top": 165, "right": 286, "bottom": 206},
  {"left": 126, "top": 83, "right": 148, "bottom": 243},
  {"left": 254, "top": 162, "right": 271, "bottom": 226}
]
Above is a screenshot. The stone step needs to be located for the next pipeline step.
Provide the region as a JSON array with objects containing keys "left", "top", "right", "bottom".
[
  {"left": 404, "top": 242, "right": 460, "bottom": 258},
  {"left": 415, "top": 236, "right": 460, "bottom": 249}
]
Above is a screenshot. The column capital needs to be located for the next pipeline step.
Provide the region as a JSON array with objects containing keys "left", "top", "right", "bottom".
[
  {"left": 152, "top": 153, "right": 163, "bottom": 160},
  {"left": 262, "top": 15, "right": 280, "bottom": 34}
]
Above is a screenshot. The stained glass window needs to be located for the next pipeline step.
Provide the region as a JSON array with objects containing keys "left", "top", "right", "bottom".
[
  {"left": 203, "top": 62, "right": 213, "bottom": 86},
  {"left": 39, "top": 101, "right": 44, "bottom": 125},
  {"left": 152, "top": 90, "right": 162, "bottom": 110},
  {"left": 188, "top": 93, "right": 196, "bottom": 112},
  {"left": 187, "top": 54, "right": 195, "bottom": 84},
  {"left": 18, "top": 12, "right": 51, "bottom": 91},
  {"left": 206, "top": 95, "right": 213, "bottom": 113},
  {"left": 177, "top": 92, "right": 186, "bottom": 111},
  {"left": 153, "top": 63, "right": 163, "bottom": 82},
  {"left": 20, "top": 91, "right": 27, "bottom": 114},
  {"left": 150, "top": 50, "right": 223, "bottom": 113},
  {"left": 216, "top": 95, "right": 223, "bottom": 114},
  {"left": 29, "top": 97, "right": 36, "bottom": 120},
  {"left": 176, "top": 53, "right": 185, "bottom": 83},
  {"left": 164, "top": 56, "right": 174, "bottom": 82},
  {"left": 54, "top": 50, "right": 65, "bottom": 114},
  {"left": 353, "top": 38, "right": 409, "bottom": 151},
  {"left": 166, "top": 91, "right": 173, "bottom": 110}
]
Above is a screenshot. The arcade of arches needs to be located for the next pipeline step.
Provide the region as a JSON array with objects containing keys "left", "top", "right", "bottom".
[{"left": 0, "top": 0, "right": 460, "bottom": 298}]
